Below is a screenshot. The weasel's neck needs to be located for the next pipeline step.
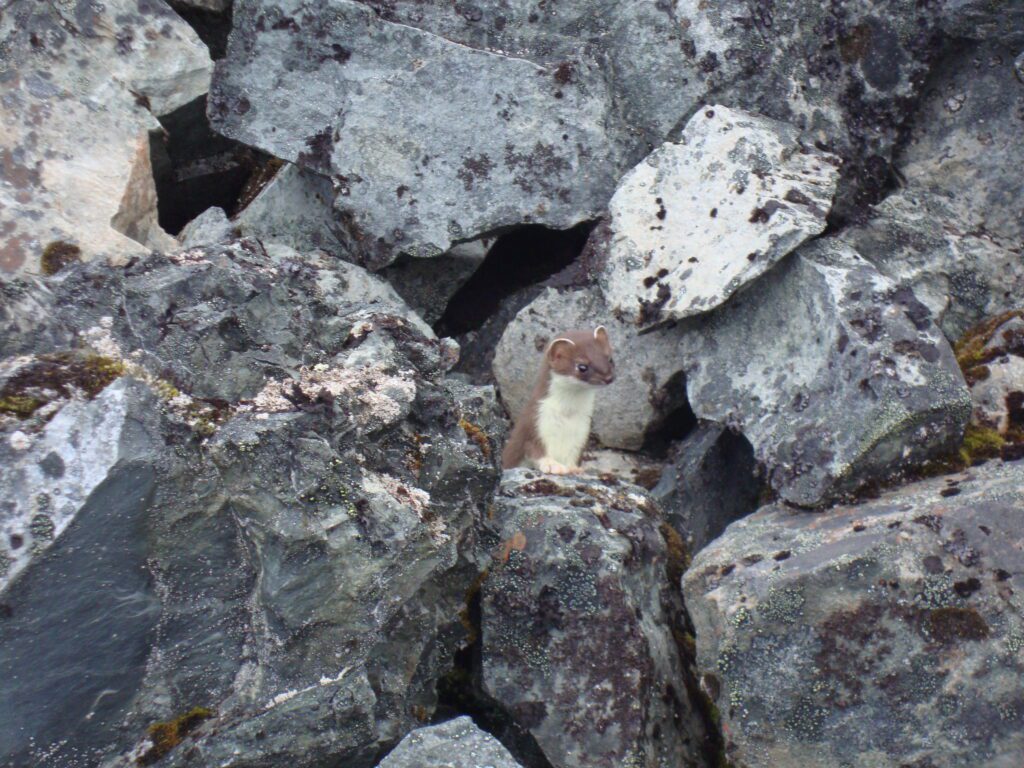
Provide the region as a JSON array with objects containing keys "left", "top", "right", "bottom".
[{"left": 534, "top": 373, "right": 596, "bottom": 467}]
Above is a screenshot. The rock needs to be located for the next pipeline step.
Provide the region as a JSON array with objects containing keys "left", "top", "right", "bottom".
[
  {"left": 682, "top": 239, "right": 971, "bottom": 506},
  {"left": 840, "top": 189, "right": 1024, "bottom": 341},
  {"left": 380, "top": 239, "right": 492, "bottom": 327},
  {"left": 651, "top": 423, "right": 762, "bottom": 555},
  {"left": 683, "top": 458, "right": 1024, "bottom": 768},
  {"left": 600, "top": 105, "right": 839, "bottom": 324},
  {"left": 938, "top": 1, "right": 1024, "bottom": 46},
  {"left": 482, "top": 470, "right": 709, "bottom": 768},
  {"left": 492, "top": 286, "right": 688, "bottom": 451},
  {"left": 955, "top": 310, "right": 1024, "bottom": 453},
  {"left": 0, "top": 243, "right": 502, "bottom": 768},
  {"left": 233, "top": 163, "right": 348, "bottom": 256},
  {"left": 375, "top": 717, "right": 524, "bottom": 768},
  {"left": 0, "top": 0, "right": 212, "bottom": 274},
  {"left": 210, "top": 0, "right": 619, "bottom": 267},
  {"left": 897, "top": 41, "right": 1024, "bottom": 246},
  {"left": 179, "top": 207, "right": 234, "bottom": 248}
]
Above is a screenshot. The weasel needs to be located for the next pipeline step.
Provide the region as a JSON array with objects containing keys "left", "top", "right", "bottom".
[{"left": 501, "top": 326, "right": 615, "bottom": 474}]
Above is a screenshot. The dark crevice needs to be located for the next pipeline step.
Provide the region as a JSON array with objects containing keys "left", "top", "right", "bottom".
[
  {"left": 167, "top": 1, "right": 234, "bottom": 60},
  {"left": 642, "top": 371, "right": 698, "bottom": 458},
  {"left": 434, "top": 221, "right": 597, "bottom": 339},
  {"left": 433, "top": 588, "right": 556, "bottom": 768},
  {"left": 150, "top": 95, "right": 275, "bottom": 236}
]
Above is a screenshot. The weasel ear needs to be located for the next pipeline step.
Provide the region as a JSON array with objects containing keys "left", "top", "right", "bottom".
[
  {"left": 547, "top": 337, "right": 575, "bottom": 363},
  {"left": 594, "top": 325, "right": 610, "bottom": 349}
]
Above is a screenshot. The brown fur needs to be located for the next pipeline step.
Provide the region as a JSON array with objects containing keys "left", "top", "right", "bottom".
[{"left": 501, "top": 326, "right": 615, "bottom": 470}]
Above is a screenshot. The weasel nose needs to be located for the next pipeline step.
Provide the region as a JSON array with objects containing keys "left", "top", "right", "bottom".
[{"left": 605, "top": 374, "right": 616, "bottom": 384}]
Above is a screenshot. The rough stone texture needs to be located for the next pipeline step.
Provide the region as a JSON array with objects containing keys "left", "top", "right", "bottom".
[
  {"left": 179, "top": 206, "right": 235, "bottom": 248},
  {"left": 651, "top": 423, "right": 761, "bottom": 555},
  {"left": 897, "top": 40, "right": 1024, "bottom": 247},
  {"left": 375, "top": 717, "right": 524, "bottom": 768},
  {"left": 0, "top": 243, "right": 501, "bottom": 768},
  {"left": 211, "top": 0, "right": 619, "bottom": 267},
  {"left": 482, "top": 470, "right": 708, "bottom": 768},
  {"left": 0, "top": 0, "right": 212, "bottom": 274},
  {"left": 682, "top": 239, "right": 972, "bottom": 506},
  {"left": 957, "top": 310, "right": 1024, "bottom": 443},
  {"left": 601, "top": 105, "right": 839, "bottom": 324},
  {"left": 492, "top": 286, "right": 688, "bottom": 451},
  {"left": 684, "top": 458, "right": 1024, "bottom": 768},
  {"left": 233, "top": 163, "right": 348, "bottom": 256},
  {"left": 840, "top": 189, "right": 1024, "bottom": 341}
]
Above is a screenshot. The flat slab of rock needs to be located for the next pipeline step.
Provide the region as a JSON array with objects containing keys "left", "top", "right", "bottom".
[
  {"left": 682, "top": 239, "right": 971, "bottom": 506},
  {"left": 375, "top": 717, "right": 523, "bottom": 768},
  {"left": 211, "top": 0, "right": 618, "bottom": 266},
  {"left": 600, "top": 105, "right": 839, "bottom": 324},
  {"left": 482, "top": 470, "right": 708, "bottom": 768},
  {"left": 0, "top": 0, "right": 211, "bottom": 274},
  {"left": 684, "top": 458, "right": 1024, "bottom": 767}
]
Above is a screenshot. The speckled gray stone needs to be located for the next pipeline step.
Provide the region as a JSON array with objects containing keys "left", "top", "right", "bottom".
[{"left": 375, "top": 717, "right": 524, "bottom": 768}]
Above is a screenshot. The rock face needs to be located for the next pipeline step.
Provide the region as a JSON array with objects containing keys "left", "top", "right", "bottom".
[
  {"left": 0, "top": 0, "right": 212, "bottom": 274},
  {"left": 897, "top": 41, "right": 1024, "bottom": 247},
  {"left": 375, "top": 717, "right": 524, "bottom": 768},
  {"left": 840, "top": 190, "right": 1024, "bottom": 341},
  {"left": 651, "top": 423, "right": 761, "bottom": 555},
  {"left": 956, "top": 309, "right": 1024, "bottom": 451},
  {"left": 211, "top": 0, "right": 619, "bottom": 267},
  {"left": 681, "top": 239, "right": 972, "bottom": 506},
  {"left": 684, "top": 457, "right": 1024, "bottom": 768},
  {"left": 0, "top": 243, "right": 502, "bottom": 768},
  {"left": 600, "top": 105, "right": 839, "bottom": 324},
  {"left": 481, "top": 470, "right": 709, "bottom": 768}
]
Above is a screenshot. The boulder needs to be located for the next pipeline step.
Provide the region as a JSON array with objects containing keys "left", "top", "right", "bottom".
[
  {"left": 179, "top": 206, "right": 235, "bottom": 248},
  {"left": 0, "top": 243, "right": 501, "bottom": 768},
  {"left": 600, "top": 105, "right": 839, "bottom": 325},
  {"left": 375, "top": 717, "right": 524, "bottom": 768},
  {"left": 840, "top": 189, "right": 1024, "bottom": 341},
  {"left": 482, "top": 470, "right": 710, "bottom": 768},
  {"left": 0, "top": 0, "right": 212, "bottom": 274},
  {"left": 651, "top": 423, "right": 762, "bottom": 555},
  {"left": 210, "top": 0, "right": 619, "bottom": 267},
  {"left": 684, "top": 457, "right": 1024, "bottom": 768},
  {"left": 897, "top": 41, "right": 1024, "bottom": 247}
]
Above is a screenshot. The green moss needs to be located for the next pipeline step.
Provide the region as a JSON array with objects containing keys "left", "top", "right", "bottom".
[
  {"left": 955, "top": 308, "right": 1024, "bottom": 372},
  {"left": 40, "top": 241, "right": 81, "bottom": 276},
  {"left": 958, "top": 423, "right": 1005, "bottom": 465},
  {"left": 137, "top": 706, "right": 214, "bottom": 765},
  {"left": 0, "top": 352, "right": 126, "bottom": 420}
]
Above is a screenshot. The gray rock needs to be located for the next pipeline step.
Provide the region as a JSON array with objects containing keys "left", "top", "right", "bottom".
[
  {"left": 600, "top": 105, "right": 839, "bottom": 324},
  {"left": 179, "top": 206, "right": 235, "bottom": 248},
  {"left": 956, "top": 310, "right": 1024, "bottom": 448},
  {"left": 938, "top": 0, "right": 1024, "bottom": 46},
  {"left": 840, "top": 189, "right": 1024, "bottom": 341},
  {"left": 492, "top": 286, "right": 688, "bottom": 451},
  {"left": 683, "top": 458, "right": 1024, "bottom": 768},
  {"left": 210, "top": 0, "right": 619, "bottom": 267},
  {"left": 0, "top": 0, "right": 211, "bottom": 274},
  {"left": 233, "top": 163, "right": 348, "bottom": 256},
  {"left": 0, "top": 244, "right": 501, "bottom": 768},
  {"left": 482, "top": 470, "right": 709, "bottom": 768},
  {"left": 682, "top": 239, "right": 971, "bottom": 507},
  {"left": 651, "top": 423, "right": 761, "bottom": 555},
  {"left": 897, "top": 41, "right": 1024, "bottom": 247},
  {"left": 375, "top": 717, "right": 524, "bottom": 768}
]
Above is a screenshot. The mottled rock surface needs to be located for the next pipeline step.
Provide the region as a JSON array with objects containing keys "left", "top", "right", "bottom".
[
  {"left": 684, "top": 458, "right": 1024, "bottom": 768},
  {"left": 482, "top": 470, "right": 709, "bottom": 768},
  {"left": 681, "top": 239, "right": 971, "bottom": 506},
  {"left": 0, "top": 0, "right": 212, "bottom": 273},
  {"left": 841, "top": 189, "right": 1024, "bottom": 341},
  {"left": 600, "top": 105, "right": 838, "bottom": 324},
  {"left": 375, "top": 717, "right": 524, "bottom": 768},
  {"left": 179, "top": 206, "right": 234, "bottom": 248},
  {"left": 956, "top": 310, "right": 1024, "bottom": 452},
  {"left": 0, "top": 243, "right": 500, "bottom": 768}
]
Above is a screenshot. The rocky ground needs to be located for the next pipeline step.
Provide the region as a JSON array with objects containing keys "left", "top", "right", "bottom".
[{"left": 1, "top": 1, "right": 1023, "bottom": 767}]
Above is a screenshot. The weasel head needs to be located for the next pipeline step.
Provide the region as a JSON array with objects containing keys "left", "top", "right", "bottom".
[{"left": 546, "top": 326, "right": 616, "bottom": 386}]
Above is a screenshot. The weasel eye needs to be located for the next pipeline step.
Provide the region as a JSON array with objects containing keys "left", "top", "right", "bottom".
[{"left": 577, "top": 363, "right": 589, "bottom": 373}]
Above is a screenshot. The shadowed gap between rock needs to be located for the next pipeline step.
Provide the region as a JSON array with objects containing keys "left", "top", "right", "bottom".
[
  {"left": 434, "top": 221, "right": 598, "bottom": 340},
  {"left": 167, "top": 1, "right": 234, "bottom": 60},
  {"left": 432, "top": 586, "right": 556, "bottom": 768},
  {"left": 642, "top": 371, "right": 698, "bottom": 457},
  {"left": 150, "top": 95, "right": 277, "bottom": 236}
]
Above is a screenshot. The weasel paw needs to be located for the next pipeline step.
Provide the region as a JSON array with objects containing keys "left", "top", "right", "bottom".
[{"left": 538, "top": 459, "right": 571, "bottom": 475}]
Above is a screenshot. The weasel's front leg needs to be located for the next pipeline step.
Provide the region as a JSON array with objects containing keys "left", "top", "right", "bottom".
[{"left": 537, "top": 457, "right": 572, "bottom": 475}]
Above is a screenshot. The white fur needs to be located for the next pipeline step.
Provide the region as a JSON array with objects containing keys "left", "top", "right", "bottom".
[{"left": 534, "top": 373, "right": 597, "bottom": 468}]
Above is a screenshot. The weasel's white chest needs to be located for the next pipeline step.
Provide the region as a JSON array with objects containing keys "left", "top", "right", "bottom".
[{"left": 535, "top": 377, "right": 596, "bottom": 467}]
